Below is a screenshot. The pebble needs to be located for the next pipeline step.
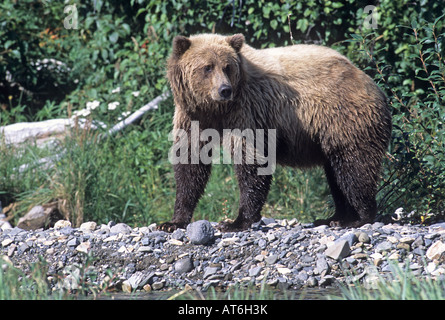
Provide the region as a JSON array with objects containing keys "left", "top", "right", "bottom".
[
  {"left": 426, "top": 240, "right": 445, "bottom": 260},
  {"left": 174, "top": 257, "right": 194, "bottom": 274},
  {"left": 54, "top": 220, "right": 71, "bottom": 229},
  {"left": 1, "top": 216, "right": 445, "bottom": 294},
  {"left": 79, "top": 221, "right": 97, "bottom": 232},
  {"left": 357, "top": 232, "right": 370, "bottom": 243},
  {"left": 110, "top": 223, "right": 132, "bottom": 235}
]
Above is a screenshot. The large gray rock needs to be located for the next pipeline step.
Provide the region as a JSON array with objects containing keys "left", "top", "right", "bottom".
[
  {"left": 186, "top": 220, "right": 215, "bottom": 245},
  {"left": 17, "top": 204, "right": 63, "bottom": 230},
  {"left": 325, "top": 240, "right": 350, "bottom": 260}
]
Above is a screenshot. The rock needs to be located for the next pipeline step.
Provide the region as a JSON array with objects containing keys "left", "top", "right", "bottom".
[
  {"left": 258, "top": 239, "right": 267, "bottom": 249},
  {"left": 76, "top": 241, "right": 90, "bottom": 254},
  {"left": 18, "top": 243, "right": 30, "bottom": 254},
  {"left": 375, "top": 241, "right": 392, "bottom": 253},
  {"left": 79, "top": 221, "right": 97, "bottom": 232},
  {"left": 0, "top": 209, "right": 12, "bottom": 231},
  {"left": 399, "top": 236, "right": 415, "bottom": 244},
  {"left": 17, "top": 204, "right": 64, "bottom": 231},
  {"left": 339, "top": 232, "right": 358, "bottom": 247},
  {"left": 186, "top": 220, "right": 215, "bottom": 245},
  {"left": 151, "top": 281, "right": 164, "bottom": 290},
  {"left": 277, "top": 267, "right": 291, "bottom": 275},
  {"left": 261, "top": 217, "right": 276, "bottom": 225},
  {"left": 110, "top": 223, "right": 132, "bottom": 235},
  {"left": 254, "top": 254, "right": 264, "bottom": 262},
  {"left": 142, "top": 284, "right": 152, "bottom": 292},
  {"left": 54, "top": 220, "right": 71, "bottom": 229},
  {"left": 396, "top": 243, "right": 411, "bottom": 251},
  {"left": 388, "top": 252, "right": 400, "bottom": 260},
  {"left": 426, "top": 240, "right": 445, "bottom": 260},
  {"left": 0, "top": 221, "right": 12, "bottom": 231},
  {"left": 127, "top": 271, "right": 153, "bottom": 289},
  {"left": 121, "top": 280, "right": 132, "bottom": 293},
  {"left": 219, "top": 237, "right": 239, "bottom": 247},
  {"left": 249, "top": 266, "right": 262, "bottom": 277},
  {"left": 429, "top": 222, "right": 445, "bottom": 234},
  {"left": 265, "top": 254, "right": 278, "bottom": 265},
  {"left": 357, "top": 232, "right": 370, "bottom": 243},
  {"left": 316, "top": 257, "right": 330, "bottom": 276},
  {"left": 67, "top": 237, "right": 80, "bottom": 247},
  {"left": 7, "top": 244, "right": 16, "bottom": 257},
  {"left": 325, "top": 240, "right": 350, "bottom": 260},
  {"left": 171, "top": 229, "right": 185, "bottom": 241},
  {"left": 17, "top": 206, "right": 47, "bottom": 231},
  {"left": 4, "top": 214, "right": 445, "bottom": 295},
  {"left": 412, "top": 236, "right": 424, "bottom": 248},
  {"left": 203, "top": 266, "right": 219, "bottom": 279},
  {"left": 175, "top": 257, "right": 194, "bottom": 274},
  {"left": 2, "top": 238, "right": 13, "bottom": 247}
]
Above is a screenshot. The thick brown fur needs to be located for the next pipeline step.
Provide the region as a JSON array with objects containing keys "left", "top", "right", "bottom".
[{"left": 158, "top": 33, "right": 392, "bottom": 232}]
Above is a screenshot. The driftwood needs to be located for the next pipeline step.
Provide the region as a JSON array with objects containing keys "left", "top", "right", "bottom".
[
  {"left": 0, "top": 92, "right": 170, "bottom": 173},
  {"left": 0, "top": 118, "right": 74, "bottom": 146},
  {"left": 0, "top": 92, "right": 170, "bottom": 146},
  {"left": 102, "top": 91, "right": 170, "bottom": 139}
]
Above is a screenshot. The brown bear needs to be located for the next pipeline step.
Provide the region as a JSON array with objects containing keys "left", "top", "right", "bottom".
[{"left": 158, "top": 33, "right": 392, "bottom": 232}]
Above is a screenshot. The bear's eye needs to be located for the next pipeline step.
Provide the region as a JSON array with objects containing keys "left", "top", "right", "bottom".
[
  {"left": 204, "top": 65, "right": 213, "bottom": 74},
  {"left": 224, "top": 65, "right": 231, "bottom": 77}
]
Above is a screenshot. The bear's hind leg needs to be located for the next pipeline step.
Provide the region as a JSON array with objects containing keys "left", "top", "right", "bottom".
[
  {"left": 218, "top": 164, "right": 272, "bottom": 232},
  {"left": 314, "top": 163, "right": 359, "bottom": 227},
  {"left": 315, "top": 156, "right": 378, "bottom": 228}
]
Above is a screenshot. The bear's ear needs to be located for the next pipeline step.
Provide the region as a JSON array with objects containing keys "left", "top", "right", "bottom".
[
  {"left": 172, "top": 35, "right": 192, "bottom": 59},
  {"left": 226, "top": 34, "right": 244, "bottom": 53}
]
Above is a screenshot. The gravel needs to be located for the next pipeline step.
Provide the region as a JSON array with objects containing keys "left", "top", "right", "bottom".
[{"left": 1, "top": 217, "right": 445, "bottom": 294}]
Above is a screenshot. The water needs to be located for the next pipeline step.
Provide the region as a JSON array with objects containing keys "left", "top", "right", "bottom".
[{"left": 96, "top": 286, "right": 344, "bottom": 300}]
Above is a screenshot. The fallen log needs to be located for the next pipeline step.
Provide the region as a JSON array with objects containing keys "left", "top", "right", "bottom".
[{"left": 0, "top": 92, "right": 170, "bottom": 173}]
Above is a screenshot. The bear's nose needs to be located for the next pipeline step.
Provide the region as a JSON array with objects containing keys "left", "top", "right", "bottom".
[{"left": 218, "top": 85, "right": 232, "bottom": 100}]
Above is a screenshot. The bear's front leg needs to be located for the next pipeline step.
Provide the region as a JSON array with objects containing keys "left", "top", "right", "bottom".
[
  {"left": 218, "top": 164, "right": 272, "bottom": 232},
  {"left": 158, "top": 163, "right": 211, "bottom": 232}
]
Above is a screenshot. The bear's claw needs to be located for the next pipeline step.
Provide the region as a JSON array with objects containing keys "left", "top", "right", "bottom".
[{"left": 158, "top": 221, "right": 187, "bottom": 233}]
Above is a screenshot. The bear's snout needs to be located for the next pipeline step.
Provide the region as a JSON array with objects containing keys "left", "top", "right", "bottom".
[{"left": 218, "top": 84, "right": 233, "bottom": 101}]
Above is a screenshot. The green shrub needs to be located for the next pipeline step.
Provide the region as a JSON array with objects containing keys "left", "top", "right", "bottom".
[{"left": 346, "top": 16, "right": 445, "bottom": 221}]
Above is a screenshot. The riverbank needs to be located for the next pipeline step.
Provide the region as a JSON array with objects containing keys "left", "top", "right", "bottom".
[{"left": 1, "top": 218, "right": 445, "bottom": 298}]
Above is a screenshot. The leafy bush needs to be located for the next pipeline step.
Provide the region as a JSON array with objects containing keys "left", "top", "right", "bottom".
[{"left": 345, "top": 15, "right": 445, "bottom": 221}]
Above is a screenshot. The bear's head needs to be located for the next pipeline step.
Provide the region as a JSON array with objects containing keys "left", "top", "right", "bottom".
[{"left": 167, "top": 33, "right": 245, "bottom": 110}]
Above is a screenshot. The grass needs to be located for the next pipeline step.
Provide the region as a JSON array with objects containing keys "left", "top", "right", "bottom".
[
  {"left": 335, "top": 261, "right": 445, "bottom": 300},
  {"left": 0, "top": 257, "right": 65, "bottom": 300}
]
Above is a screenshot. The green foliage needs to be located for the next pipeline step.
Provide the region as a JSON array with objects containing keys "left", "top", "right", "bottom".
[
  {"left": 1, "top": 0, "right": 444, "bottom": 225},
  {"left": 344, "top": 14, "right": 445, "bottom": 220},
  {"left": 0, "top": 1, "right": 74, "bottom": 116}
]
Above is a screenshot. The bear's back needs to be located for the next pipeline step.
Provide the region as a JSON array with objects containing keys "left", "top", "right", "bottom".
[{"left": 241, "top": 44, "right": 358, "bottom": 85}]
